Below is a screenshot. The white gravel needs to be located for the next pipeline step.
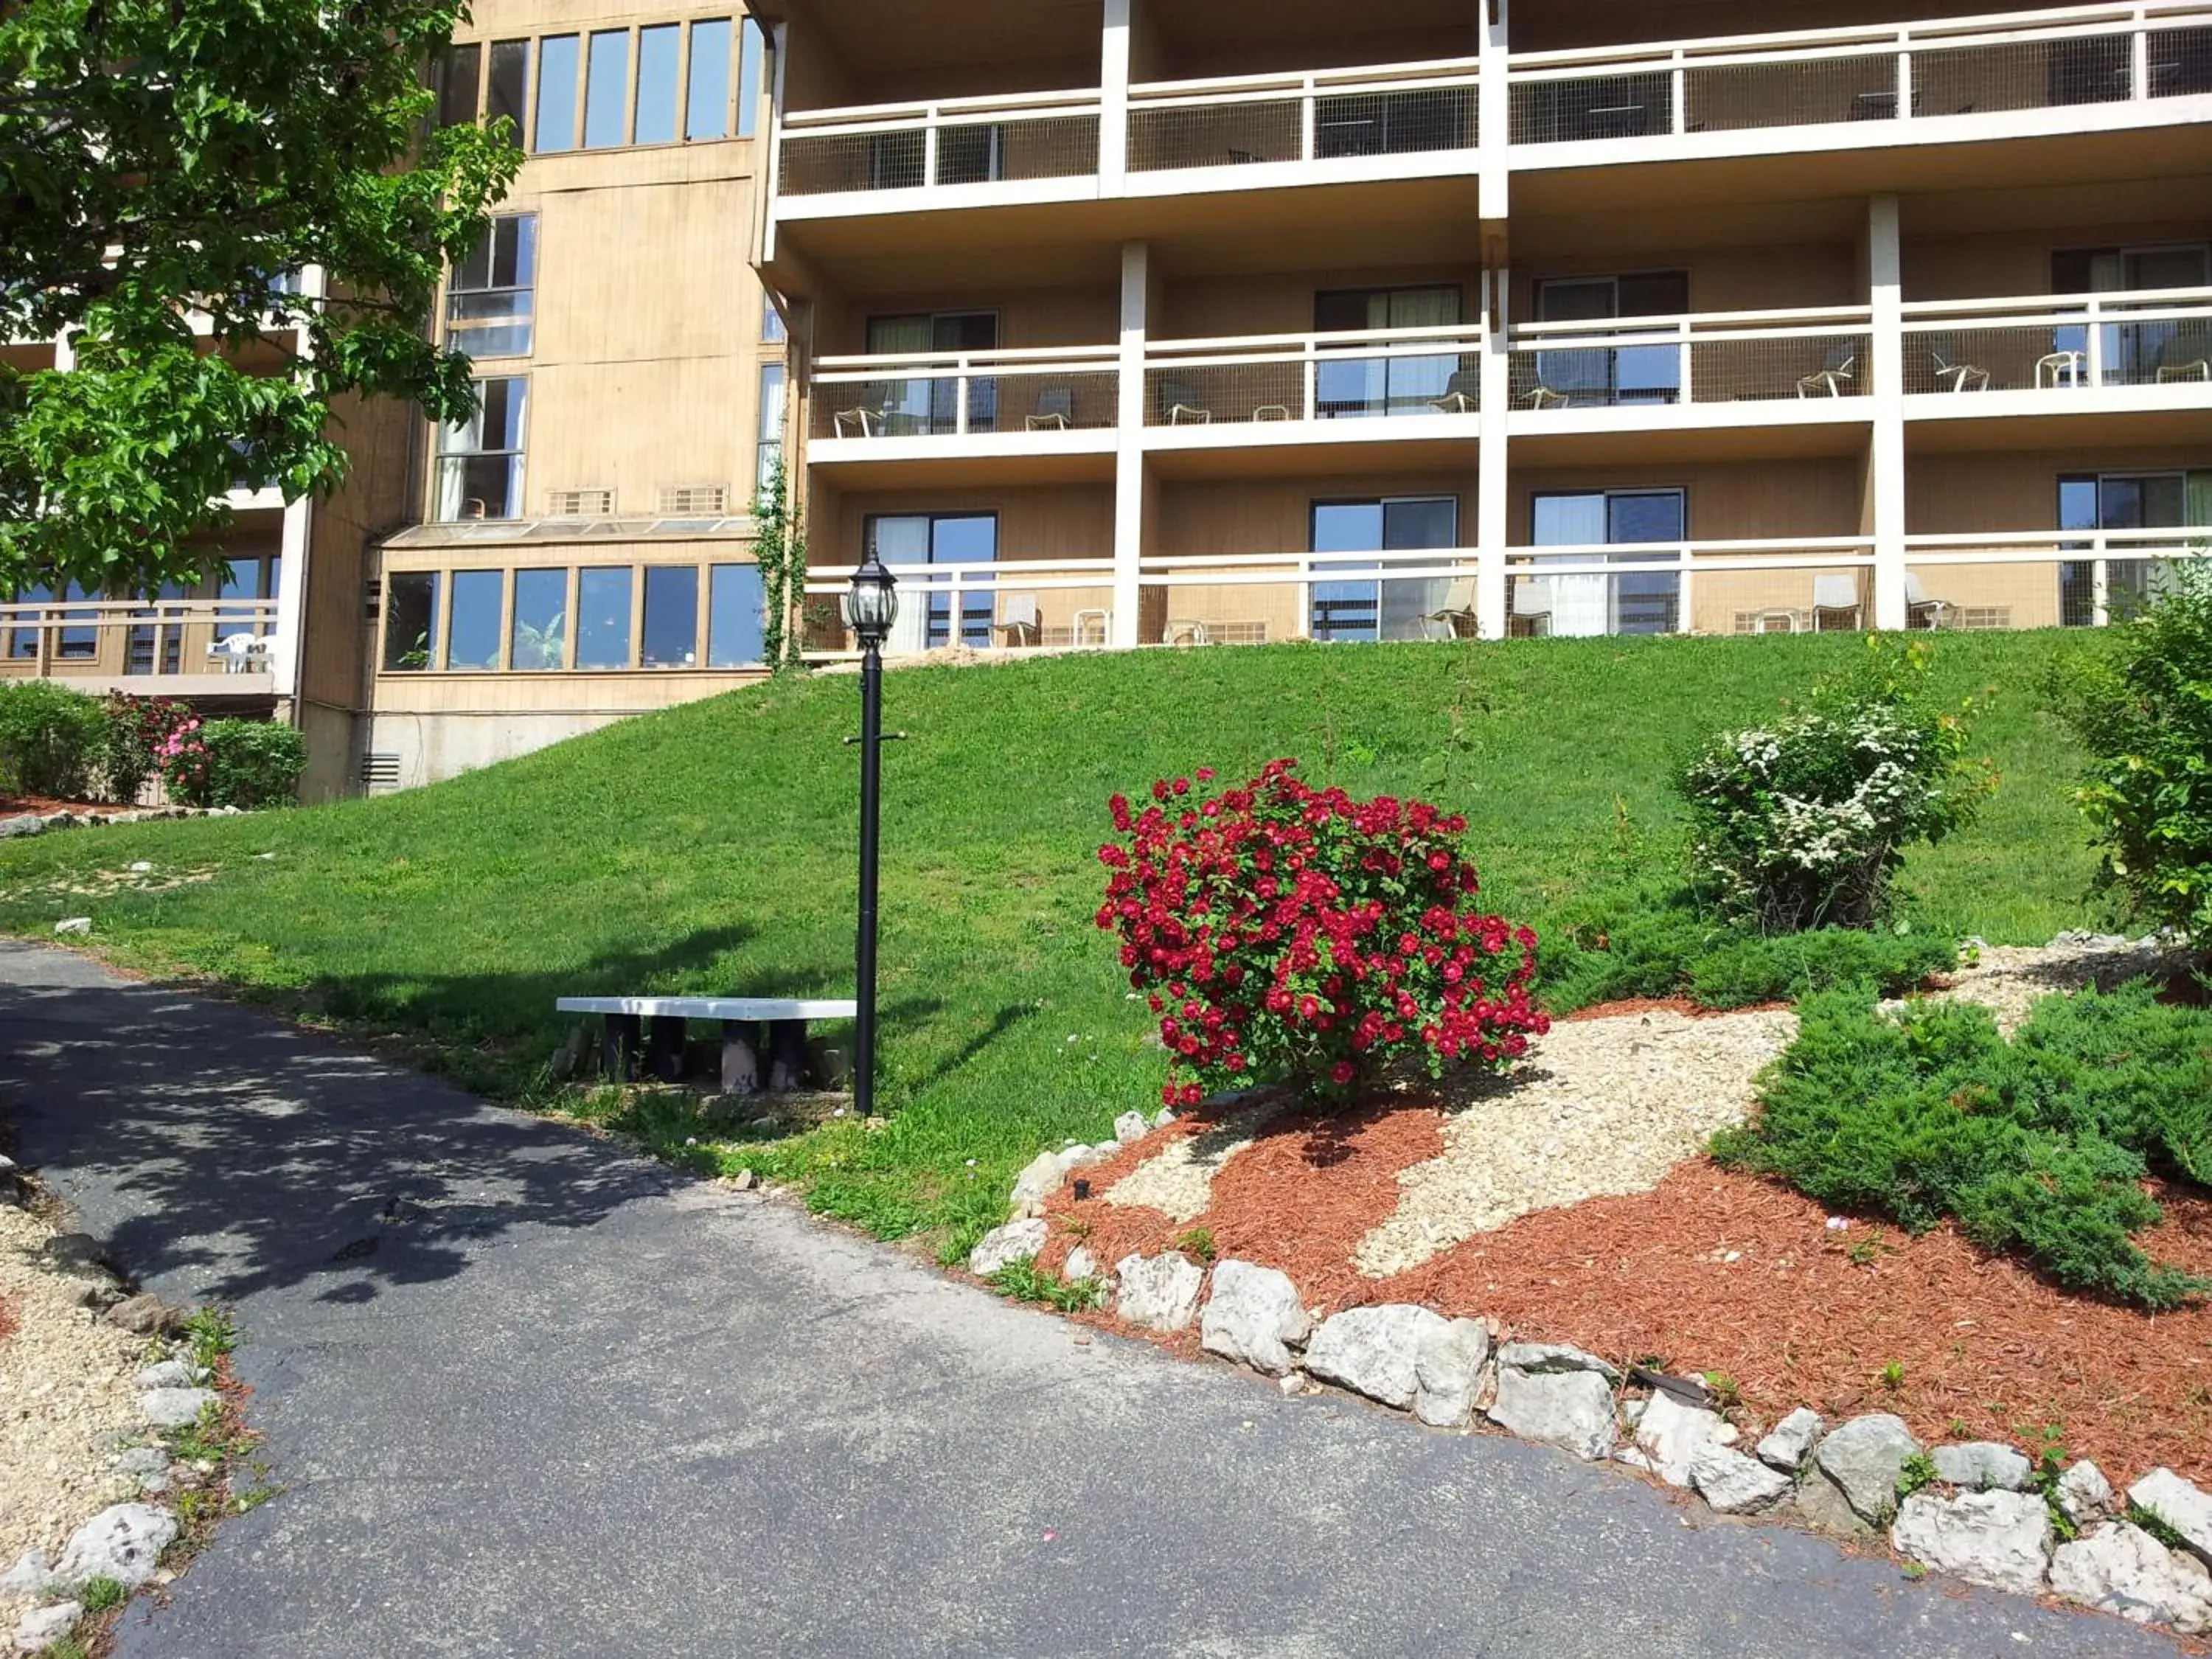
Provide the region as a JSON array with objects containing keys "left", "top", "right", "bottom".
[
  {"left": 1896, "top": 934, "right": 2190, "bottom": 1034},
  {"left": 1104, "top": 1099, "right": 1279, "bottom": 1223},
  {"left": 0, "top": 1200, "right": 145, "bottom": 1617},
  {"left": 1354, "top": 1007, "right": 1801, "bottom": 1277}
]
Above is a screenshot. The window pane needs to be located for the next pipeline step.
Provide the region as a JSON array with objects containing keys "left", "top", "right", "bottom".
[
  {"left": 756, "top": 361, "right": 785, "bottom": 488},
  {"left": 437, "top": 44, "right": 481, "bottom": 128},
  {"left": 576, "top": 567, "right": 634, "bottom": 668},
  {"left": 1609, "top": 490, "right": 1685, "bottom": 543},
  {"left": 585, "top": 30, "right": 630, "bottom": 150},
  {"left": 762, "top": 291, "right": 786, "bottom": 341},
  {"left": 709, "top": 565, "right": 765, "bottom": 667},
  {"left": 737, "top": 18, "right": 764, "bottom": 139},
  {"left": 385, "top": 573, "right": 439, "bottom": 672},
  {"left": 634, "top": 25, "right": 680, "bottom": 145},
  {"left": 511, "top": 568, "right": 568, "bottom": 670},
  {"left": 1312, "top": 502, "right": 1384, "bottom": 554},
  {"left": 436, "top": 456, "right": 522, "bottom": 519},
  {"left": 640, "top": 567, "right": 699, "bottom": 667},
  {"left": 488, "top": 40, "right": 529, "bottom": 143},
  {"left": 536, "top": 35, "right": 580, "bottom": 152},
  {"left": 448, "top": 569, "right": 504, "bottom": 669},
  {"left": 686, "top": 18, "right": 732, "bottom": 141}
]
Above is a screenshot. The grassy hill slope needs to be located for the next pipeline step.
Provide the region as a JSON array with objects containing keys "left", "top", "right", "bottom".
[{"left": 0, "top": 630, "right": 2105, "bottom": 1249}]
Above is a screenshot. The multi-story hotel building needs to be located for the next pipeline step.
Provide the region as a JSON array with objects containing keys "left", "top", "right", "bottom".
[{"left": 9, "top": 0, "right": 2211, "bottom": 794}]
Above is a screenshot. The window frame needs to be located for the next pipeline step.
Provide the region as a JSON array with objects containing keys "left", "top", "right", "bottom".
[{"left": 434, "top": 376, "right": 529, "bottom": 522}]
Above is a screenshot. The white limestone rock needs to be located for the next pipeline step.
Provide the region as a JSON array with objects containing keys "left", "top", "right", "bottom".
[
  {"left": 1115, "top": 1252, "right": 1204, "bottom": 1333},
  {"left": 1199, "top": 1261, "right": 1310, "bottom": 1377},
  {"left": 133, "top": 1359, "right": 201, "bottom": 1391},
  {"left": 139, "top": 1386, "right": 217, "bottom": 1429},
  {"left": 1933, "top": 1441, "right": 2032, "bottom": 1492},
  {"left": 1691, "top": 1443, "right": 1795, "bottom": 1514},
  {"left": 967, "top": 1218, "right": 1046, "bottom": 1277},
  {"left": 1812, "top": 1413, "right": 1922, "bottom": 1525},
  {"left": 2055, "top": 1459, "right": 2115, "bottom": 1527},
  {"left": 0, "top": 1551, "right": 49, "bottom": 1597},
  {"left": 2051, "top": 1523, "right": 2212, "bottom": 1633},
  {"left": 1009, "top": 1152, "right": 1065, "bottom": 1217},
  {"left": 1412, "top": 1318, "right": 1492, "bottom": 1429},
  {"left": 1495, "top": 1342, "right": 1621, "bottom": 1384},
  {"left": 1756, "top": 1407, "right": 1825, "bottom": 1472},
  {"left": 1632, "top": 1390, "right": 1739, "bottom": 1489},
  {"left": 1487, "top": 1366, "right": 1617, "bottom": 1461},
  {"left": 13, "top": 1602, "right": 81, "bottom": 1654},
  {"left": 2130, "top": 1469, "right": 2212, "bottom": 1568},
  {"left": 1891, "top": 1489, "right": 2053, "bottom": 1597},
  {"left": 1113, "top": 1111, "right": 1150, "bottom": 1145},
  {"left": 1305, "top": 1305, "right": 1447, "bottom": 1411},
  {"left": 1063, "top": 1245, "right": 1099, "bottom": 1283},
  {"left": 52, "top": 918, "right": 90, "bottom": 936},
  {"left": 50, "top": 1503, "right": 178, "bottom": 1592}
]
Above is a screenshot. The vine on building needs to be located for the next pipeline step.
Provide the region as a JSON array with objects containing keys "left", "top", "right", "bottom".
[{"left": 752, "top": 456, "right": 809, "bottom": 673}]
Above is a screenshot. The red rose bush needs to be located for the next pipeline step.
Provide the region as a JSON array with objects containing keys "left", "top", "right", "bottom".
[{"left": 1096, "top": 759, "right": 1549, "bottom": 1107}]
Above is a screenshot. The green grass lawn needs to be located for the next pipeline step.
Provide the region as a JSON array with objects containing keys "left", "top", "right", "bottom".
[{"left": 0, "top": 630, "right": 2111, "bottom": 1254}]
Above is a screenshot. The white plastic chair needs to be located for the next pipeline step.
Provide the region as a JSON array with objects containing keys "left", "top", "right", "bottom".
[{"left": 1812, "top": 574, "right": 1863, "bottom": 630}]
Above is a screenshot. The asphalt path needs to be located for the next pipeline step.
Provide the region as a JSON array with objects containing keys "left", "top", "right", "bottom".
[{"left": 0, "top": 939, "right": 2183, "bottom": 1658}]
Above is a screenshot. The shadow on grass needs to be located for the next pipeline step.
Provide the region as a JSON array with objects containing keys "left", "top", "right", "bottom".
[{"left": 0, "top": 926, "right": 873, "bottom": 1310}]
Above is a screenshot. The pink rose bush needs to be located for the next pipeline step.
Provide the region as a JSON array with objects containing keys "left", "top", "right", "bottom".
[{"left": 1097, "top": 759, "right": 1549, "bottom": 1106}]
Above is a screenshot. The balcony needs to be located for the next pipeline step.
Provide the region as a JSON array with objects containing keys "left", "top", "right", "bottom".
[
  {"left": 0, "top": 598, "right": 281, "bottom": 695},
  {"left": 776, "top": 90, "right": 1104, "bottom": 215},
  {"left": 1901, "top": 286, "right": 2212, "bottom": 417},
  {"left": 1508, "top": 2, "right": 2212, "bottom": 162},
  {"left": 808, "top": 346, "right": 1121, "bottom": 480},
  {"left": 1144, "top": 324, "right": 1484, "bottom": 456}
]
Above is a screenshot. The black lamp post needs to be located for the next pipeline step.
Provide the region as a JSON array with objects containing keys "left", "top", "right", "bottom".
[{"left": 844, "top": 552, "right": 899, "bottom": 1119}]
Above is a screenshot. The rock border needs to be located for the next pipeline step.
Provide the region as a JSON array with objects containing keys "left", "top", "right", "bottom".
[
  {"left": 965, "top": 1123, "right": 2212, "bottom": 1641},
  {"left": 0, "top": 804, "right": 253, "bottom": 841}
]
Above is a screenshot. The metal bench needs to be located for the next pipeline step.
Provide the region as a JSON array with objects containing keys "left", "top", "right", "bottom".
[{"left": 555, "top": 996, "right": 859, "bottom": 1093}]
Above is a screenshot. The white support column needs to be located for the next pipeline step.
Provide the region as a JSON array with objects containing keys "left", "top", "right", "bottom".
[
  {"left": 1478, "top": 0, "right": 1509, "bottom": 228},
  {"left": 1477, "top": 267, "right": 1511, "bottom": 640},
  {"left": 269, "top": 262, "right": 326, "bottom": 705},
  {"left": 51, "top": 330, "right": 74, "bottom": 372},
  {"left": 1868, "top": 193, "right": 1908, "bottom": 633},
  {"left": 1112, "top": 239, "right": 1150, "bottom": 648},
  {"left": 1100, "top": 0, "right": 1131, "bottom": 191}
]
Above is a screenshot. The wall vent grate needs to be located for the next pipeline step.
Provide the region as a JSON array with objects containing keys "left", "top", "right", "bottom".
[
  {"left": 546, "top": 488, "right": 617, "bottom": 518},
  {"left": 658, "top": 484, "right": 729, "bottom": 516},
  {"left": 360, "top": 752, "right": 401, "bottom": 789}
]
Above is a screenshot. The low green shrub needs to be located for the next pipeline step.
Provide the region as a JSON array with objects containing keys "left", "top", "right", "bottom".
[
  {"left": 1714, "top": 981, "right": 2212, "bottom": 1310},
  {"left": 2056, "top": 563, "right": 2212, "bottom": 950},
  {"left": 171, "top": 719, "right": 305, "bottom": 809},
  {"left": 1678, "top": 639, "right": 1993, "bottom": 931},
  {"left": 0, "top": 678, "right": 105, "bottom": 799},
  {"left": 1537, "top": 892, "right": 1955, "bottom": 1012}
]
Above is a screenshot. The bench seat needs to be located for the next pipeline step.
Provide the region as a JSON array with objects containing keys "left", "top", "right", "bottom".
[{"left": 557, "top": 996, "right": 858, "bottom": 1092}]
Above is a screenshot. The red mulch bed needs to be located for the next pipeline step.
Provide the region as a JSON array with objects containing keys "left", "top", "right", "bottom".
[
  {"left": 1043, "top": 1099, "right": 2212, "bottom": 1492},
  {"left": 0, "top": 793, "right": 128, "bottom": 818}
]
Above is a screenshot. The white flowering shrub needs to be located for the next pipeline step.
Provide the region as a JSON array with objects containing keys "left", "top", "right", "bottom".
[{"left": 1679, "top": 641, "right": 1992, "bottom": 931}]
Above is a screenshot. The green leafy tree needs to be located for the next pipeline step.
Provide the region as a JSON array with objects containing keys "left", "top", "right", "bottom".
[{"left": 0, "top": 0, "right": 521, "bottom": 597}]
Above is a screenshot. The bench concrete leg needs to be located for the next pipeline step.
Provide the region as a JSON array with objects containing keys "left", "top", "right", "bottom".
[
  {"left": 600, "top": 1014, "right": 642, "bottom": 1084},
  {"left": 767, "top": 1019, "right": 808, "bottom": 1093},
  {"left": 720, "top": 1022, "right": 762, "bottom": 1095},
  {"left": 646, "top": 1016, "right": 688, "bottom": 1084}
]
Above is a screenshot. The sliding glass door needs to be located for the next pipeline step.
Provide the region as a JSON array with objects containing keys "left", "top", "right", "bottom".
[
  {"left": 866, "top": 311, "right": 999, "bottom": 434},
  {"left": 2051, "top": 246, "right": 2211, "bottom": 384},
  {"left": 1532, "top": 273, "right": 1688, "bottom": 406},
  {"left": 2059, "top": 471, "right": 2188, "bottom": 626},
  {"left": 864, "top": 512, "right": 998, "bottom": 650},
  {"left": 1313, "top": 287, "right": 1464, "bottom": 419},
  {"left": 1310, "top": 497, "right": 1458, "bottom": 641},
  {"left": 1528, "top": 490, "right": 1684, "bottom": 636}
]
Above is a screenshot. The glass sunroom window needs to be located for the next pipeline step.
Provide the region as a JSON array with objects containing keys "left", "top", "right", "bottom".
[
  {"left": 447, "top": 569, "right": 505, "bottom": 669},
  {"left": 576, "top": 567, "right": 634, "bottom": 668},
  {"left": 641, "top": 566, "right": 698, "bottom": 667},
  {"left": 709, "top": 565, "right": 765, "bottom": 667},
  {"left": 510, "top": 568, "right": 568, "bottom": 669},
  {"left": 384, "top": 573, "right": 439, "bottom": 671}
]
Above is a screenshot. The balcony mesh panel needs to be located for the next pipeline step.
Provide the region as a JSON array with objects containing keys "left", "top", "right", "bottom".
[
  {"left": 933, "top": 116, "right": 1100, "bottom": 184},
  {"left": 1913, "top": 318, "right": 2212, "bottom": 392},
  {"left": 1913, "top": 34, "right": 2132, "bottom": 115},
  {"left": 779, "top": 128, "right": 925, "bottom": 195},
  {"left": 813, "top": 369, "right": 1118, "bottom": 439},
  {"left": 2151, "top": 25, "right": 2212, "bottom": 95},
  {"left": 1509, "top": 72, "right": 1672, "bottom": 142},
  {"left": 1147, "top": 353, "right": 1476, "bottom": 425},
  {"left": 1129, "top": 100, "right": 1302, "bottom": 170},
  {"left": 1510, "top": 333, "right": 1867, "bottom": 406},
  {"left": 1717, "top": 564, "right": 1871, "bottom": 636},
  {"left": 1310, "top": 87, "right": 1475, "bottom": 157},
  {"left": 1684, "top": 53, "right": 1903, "bottom": 131}
]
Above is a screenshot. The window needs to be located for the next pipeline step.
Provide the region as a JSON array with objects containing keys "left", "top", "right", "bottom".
[
  {"left": 535, "top": 35, "right": 580, "bottom": 152},
  {"left": 487, "top": 40, "right": 531, "bottom": 143},
  {"left": 384, "top": 573, "right": 440, "bottom": 671},
  {"left": 687, "top": 18, "right": 733, "bottom": 141},
  {"left": 436, "top": 377, "right": 528, "bottom": 521},
  {"left": 737, "top": 17, "right": 764, "bottom": 139},
  {"left": 2059, "top": 472, "right": 2193, "bottom": 626},
  {"left": 634, "top": 24, "right": 681, "bottom": 145},
  {"left": 576, "top": 567, "right": 634, "bottom": 668},
  {"left": 865, "top": 311, "right": 997, "bottom": 434},
  {"left": 219, "top": 554, "right": 279, "bottom": 638},
  {"left": 1313, "top": 287, "right": 1464, "bottom": 418},
  {"left": 448, "top": 215, "right": 537, "bottom": 360},
  {"left": 2050, "top": 245, "right": 2212, "bottom": 386},
  {"left": 863, "top": 513, "right": 997, "bottom": 650},
  {"left": 1528, "top": 489, "right": 1685, "bottom": 637},
  {"left": 128, "top": 580, "right": 189, "bottom": 675},
  {"left": 1530, "top": 273, "right": 1690, "bottom": 406},
  {"left": 437, "top": 44, "right": 482, "bottom": 128},
  {"left": 757, "top": 361, "right": 786, "bottom": 488},
  {"left": 640, "top": 567, "right": 700, "bottom": 667},
  {"left": 762, "top": 291, "right": 787, "bottom": 343},
  {"left": 511, "top": 568, "right": 569, "bottom": 669},
  {"left": 52, "top": 580, "right": 96, "bottom": 659},
  {"left": 1309, "top": 498, "right": 1458, "bottom": 641},
  {"left": 447, "top": 569, "right": 505, "bottom": 669},
  {"left": 584, "top": 30, "right": 630, "bottom": 150},
  {"left": 709, "top": 565, "right": 766, "bottom": 667}
]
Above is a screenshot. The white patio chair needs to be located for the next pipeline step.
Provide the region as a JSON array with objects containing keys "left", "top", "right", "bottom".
[
  {"left": 1930, "top": 349, "right": 1990, "bottom": 393},
  {"left": 1905, "top": 572, "right": 1952, "bottom": 630},
  {"left": 1430, "top": 369, "right": 1480, "bottom": 415},
  {"left": 997, "top": 594, "right": 1041, "bottom": 648},
  {"left": 1811, "top": 574, "right": 1863, "bottom": 631},
  {"left": 207, "top": 632, "right": 270, "bottom": 673},
  {"left": 1796, "top": 349, "right": 1857, "bottom": 398},
  {"left": 1422, "top": 578, "right": 1481, "bottom": 640},
  {"left": 1026, "top": 388, "right": 1075, "bottom": 431},
  {"left": 2036, "top": 349, "right": 2087, "bottom": 389},
  {"left": 1164, "top": 619, "right": 1211, "bottom": 647}
]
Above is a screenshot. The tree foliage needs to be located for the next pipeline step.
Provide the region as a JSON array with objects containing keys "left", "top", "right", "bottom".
[{"left": 0, "top": 0, "right": 520, "bottom": 595}]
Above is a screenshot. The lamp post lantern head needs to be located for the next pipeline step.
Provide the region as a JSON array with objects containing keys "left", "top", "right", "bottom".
[{"left": 844, "top": 554, "right": 900, "bottom": 650}]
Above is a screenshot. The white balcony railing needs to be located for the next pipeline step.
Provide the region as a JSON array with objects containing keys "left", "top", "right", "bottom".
[
  {"left": 1509, "top": 1, "right": 2212, "bottom": 145},
  {"left": 777, "top": 88, "right": 1104, "bottom": 199},
  {"left": 1907, "top": 528, "right": 2209, "bottom": 627},
  {"left": 1901, "top": 286, "right": 2212, "bottom": 392},
  {"left": 810, "top": 346, "right": 1121, "bottom": 441},
  {"left": 1145, "top": 325, "right": 1485, "bottom": 427},
  {"left": 1506, "top": 307, "right": 1874, "bottom": 408},
  {"left": 0, "top": 599, "right": 280, "bottom": 677},
  {"left": 1126, "top": 59, "right": 1480, "bottom": 174}
]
